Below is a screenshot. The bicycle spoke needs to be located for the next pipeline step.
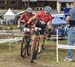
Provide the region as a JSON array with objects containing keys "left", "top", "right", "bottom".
[{"left": 21, "top": 41, "right": 27, "bottom": 58}]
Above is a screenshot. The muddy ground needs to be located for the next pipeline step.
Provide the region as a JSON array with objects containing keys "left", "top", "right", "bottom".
[
  {"left": 0, "top": 42, "right": 51, "bottom": 67},
  {"left": 0, "top": 41, "right": 75, "bottom": 67}
]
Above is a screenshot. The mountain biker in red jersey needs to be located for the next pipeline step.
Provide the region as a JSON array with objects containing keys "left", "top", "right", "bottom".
[
  {"left": 18, "top": 7, "right": 35, "bottom": 30},
  {"left": 18, "top": 7, "right": 36, "bottom": 56},
  {"left": 27, "top": 6, "right": 53, "bottom": 53}
]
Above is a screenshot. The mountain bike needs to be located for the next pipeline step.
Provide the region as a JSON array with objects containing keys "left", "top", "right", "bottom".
[{"left": 21, "top": 28, "right": 31, "bottom": 58}]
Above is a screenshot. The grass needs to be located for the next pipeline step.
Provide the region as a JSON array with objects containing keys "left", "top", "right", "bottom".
[
  {"left": 0, "top": 25, "right": 18, "bottom": 30},
  {"left": 38, "top": 40, "right": 75, "bottom": 67},
  {"left": 0, "top": 41, "right": 21, "bottom": 51}
]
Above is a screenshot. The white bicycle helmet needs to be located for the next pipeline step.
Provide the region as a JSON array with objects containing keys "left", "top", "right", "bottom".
[
  {"left": 26, "top": 7, "right": 33, "bottom": 13},
  {"left": 44, "top": 6, "right": 52, "bottom": 14}
]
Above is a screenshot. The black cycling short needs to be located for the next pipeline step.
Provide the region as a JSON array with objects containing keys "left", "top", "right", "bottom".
[
  {"left": 35, "top": 21, "right": 47, "bottom": 35},
  {"left": 39, "top": 29, "right": 45, "bottom": 35}
]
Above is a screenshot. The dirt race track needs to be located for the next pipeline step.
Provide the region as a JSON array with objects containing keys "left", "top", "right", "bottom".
[
  {"left": 0, "top": 53, "right": 46, "bottom": 67},
  {"left": 0, "top": 50, "right": 46, "bottom": 67},
  {"left": 0, "top": 42, "right": 75, "bottom": 67},
  {"left": 0, "top": 44, "right": 52, "bottom": 67}
]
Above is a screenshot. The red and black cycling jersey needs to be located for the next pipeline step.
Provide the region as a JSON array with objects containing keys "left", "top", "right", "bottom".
[
  {"left": 37, "top": 11, "right": 52, "bottom": 23},
  {"left": 20, "top": 12, "right": 35, "bottom": 26}
]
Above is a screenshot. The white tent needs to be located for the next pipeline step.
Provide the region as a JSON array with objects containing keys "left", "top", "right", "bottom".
[{"left": 4, "top": 8, "right": 15, "bottom": 20}]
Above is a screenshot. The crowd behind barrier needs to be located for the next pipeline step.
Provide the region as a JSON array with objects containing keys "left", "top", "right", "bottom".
[{"left": 0, "top": 19, "right": 17, "bottom": 25}]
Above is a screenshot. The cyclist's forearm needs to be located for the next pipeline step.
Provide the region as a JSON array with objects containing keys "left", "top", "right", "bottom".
[
  {"left": 49, "top": 25, "right": 53, "bottom": 30},
  {"left": 27, "top": 15, "right": 37, "bottom": 24},
  {"left": 47, "top": 21, "right": 52, "bottom": 30}
]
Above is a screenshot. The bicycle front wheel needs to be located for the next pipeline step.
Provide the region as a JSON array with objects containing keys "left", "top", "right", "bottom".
[{"left": 21, "top": 37, "right": 27, "bottom": 58}]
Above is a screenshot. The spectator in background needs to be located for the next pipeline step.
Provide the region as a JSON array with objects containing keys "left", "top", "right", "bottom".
[{"left": 64, "top": 0, "right": 75, "bottom": 62}]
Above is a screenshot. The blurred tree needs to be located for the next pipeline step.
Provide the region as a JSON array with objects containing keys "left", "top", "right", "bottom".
[
  {"left": 28, "top": 0, "right": 30, "bottom": 7},
  {"left": 5, "top": 0, "right": 9, "bottom": 9}
]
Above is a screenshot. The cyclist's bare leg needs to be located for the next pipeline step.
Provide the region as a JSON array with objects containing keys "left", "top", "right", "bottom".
[
  {"left": 42, "top": 35, "right": 45, "bottom": 50},
  {"left": 30, "top": 34, "right": 37, "bottom": 62},
  {"left": 30, "top": 27, "right": 38, "bottom": 62},
  {"left": 38, "top": 34, "right": 44, "bottom": 53}
]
